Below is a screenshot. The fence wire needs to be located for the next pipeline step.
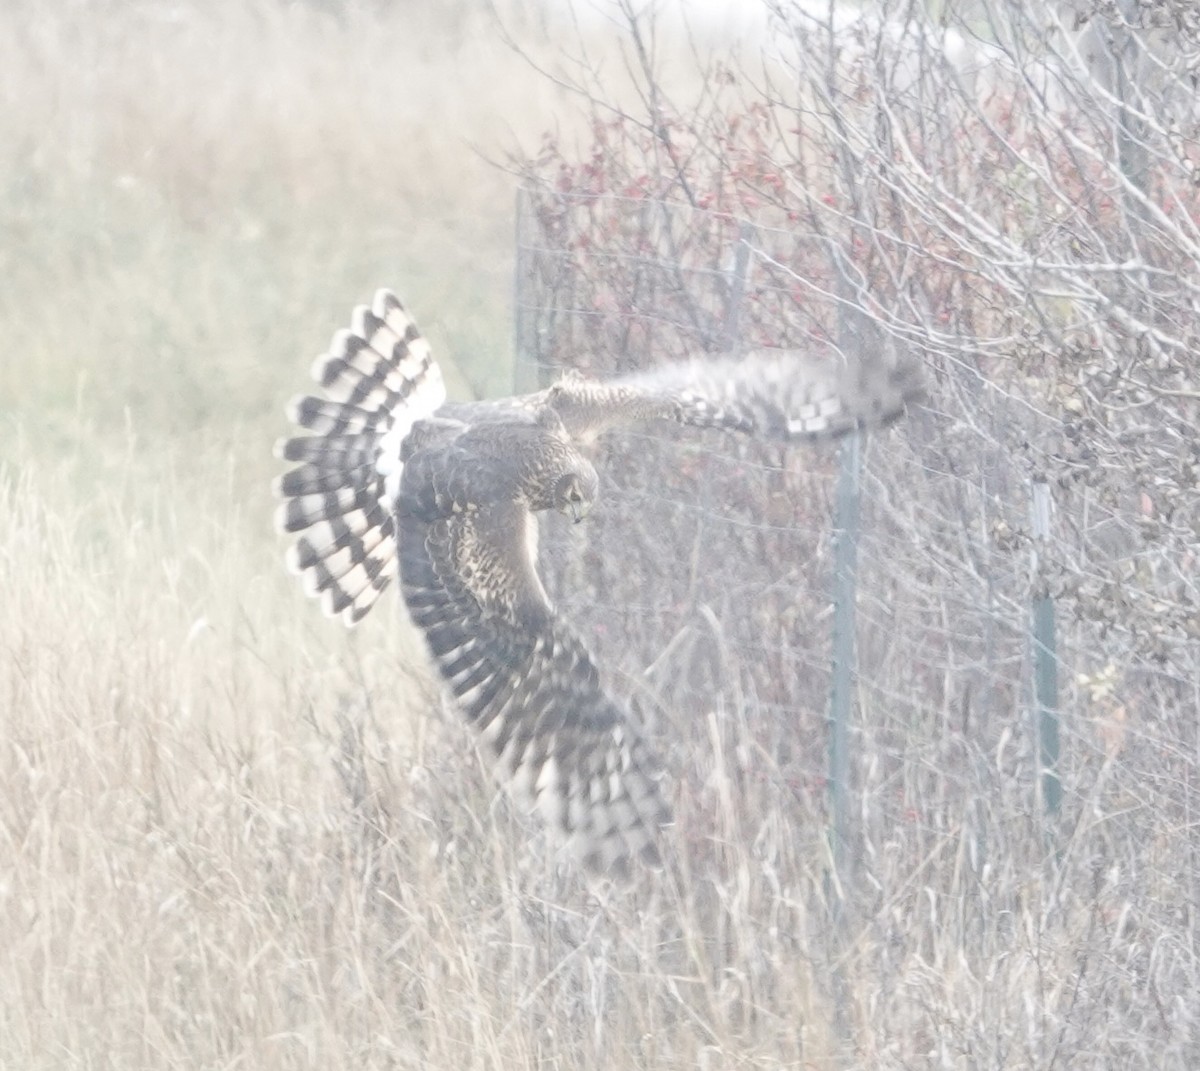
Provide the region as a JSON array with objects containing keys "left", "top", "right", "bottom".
[{"left": 513, "top": 183, "right": 1200, "bottom": 1057}]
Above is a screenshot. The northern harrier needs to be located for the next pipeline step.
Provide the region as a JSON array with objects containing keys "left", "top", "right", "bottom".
[{"left": 274, "top": 290, "right": 923, "bottom": 875}]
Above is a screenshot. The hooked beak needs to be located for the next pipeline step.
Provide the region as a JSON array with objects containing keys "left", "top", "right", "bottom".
[{"left": 570, "top": 502, "right": 585, "bottom": 524}]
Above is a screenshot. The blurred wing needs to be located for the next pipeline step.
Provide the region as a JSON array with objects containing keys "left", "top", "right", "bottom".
[
  {"left": 546, "top": 348, "right": 925, "bottom": 443},
  {"left": 398, "top": 487, "right": 670, "bottom": 876},
  {"left": 273, "top": 289, "right": 446, "bottom": 625}
]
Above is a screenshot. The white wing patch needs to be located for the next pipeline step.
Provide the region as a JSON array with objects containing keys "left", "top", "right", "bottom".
[{"left": 377, "top": 362, "right": 446, "bottom": 506}]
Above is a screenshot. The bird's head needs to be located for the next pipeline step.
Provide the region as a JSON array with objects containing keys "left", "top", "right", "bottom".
[{"left": 553, "top": 464, "right": 599, "bottom": 524}]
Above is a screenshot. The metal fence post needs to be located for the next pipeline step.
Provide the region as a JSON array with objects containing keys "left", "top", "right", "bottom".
[
  {"left": 1030, "top": 478, "right": 1062, "bottom": 818},
  {"left": 512, "top": 186, "right": 542, "bottom": 396},
  {"left": 828, "top": 431, "right": 861, "bottom": 888},
  {"left": 824, "top": 424, "right": 862, "bottom": 1054},
  {"left": 719, "top": 221, "right": 755, "bottom": 352}
]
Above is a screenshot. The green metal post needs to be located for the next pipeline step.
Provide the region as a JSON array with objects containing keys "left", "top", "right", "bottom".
[
  {"left": 1031, "top": 479, "right": 1061, "bottom": 817},
  {"left": 829, "top": 430, "right": 861, "bottom": 880}
]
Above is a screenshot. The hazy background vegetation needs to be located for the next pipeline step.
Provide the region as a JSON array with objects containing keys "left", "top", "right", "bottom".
[
  {"left": 0, "top": 2, "right": 601, "bottom": 1065},
  {"left": 4, "top": 0, "right": 1199, "bottom": 1068}
]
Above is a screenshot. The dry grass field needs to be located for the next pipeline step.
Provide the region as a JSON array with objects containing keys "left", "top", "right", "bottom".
[
  {"left": 3, "top": 1, "right": 1198, "bottom": 1069},
  {"left": 0, "top": 4, "right": 822, "bottom": 1067}
]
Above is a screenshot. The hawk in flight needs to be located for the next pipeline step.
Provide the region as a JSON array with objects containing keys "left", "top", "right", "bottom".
[{"left": 274, "top": 290, "right": 923, "bottom": 875}]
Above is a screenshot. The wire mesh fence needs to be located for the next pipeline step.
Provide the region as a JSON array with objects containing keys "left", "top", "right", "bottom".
[{"left": 513, "top": 178, "right": 1200, "bottom": 1056}]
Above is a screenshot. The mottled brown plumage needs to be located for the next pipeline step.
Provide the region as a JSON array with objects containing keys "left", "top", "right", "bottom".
[{"left": 274, "top": 289, "right": 925, "bottom": 876}]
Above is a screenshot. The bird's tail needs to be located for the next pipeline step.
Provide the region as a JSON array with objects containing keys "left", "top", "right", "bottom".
[{"left": 273, "top": 289, "right": 447, "bottom": 626}]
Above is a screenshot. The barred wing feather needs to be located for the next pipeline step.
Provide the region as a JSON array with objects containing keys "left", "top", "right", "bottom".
[
  {"left": 548, "top": 348, "right": 926, "bottom": 443},
  {"left": 397, "top": 494, "right": 670, "bottom": 876},
  {"left": 273, "top": 290, "right": 446, "bottom": 625}
]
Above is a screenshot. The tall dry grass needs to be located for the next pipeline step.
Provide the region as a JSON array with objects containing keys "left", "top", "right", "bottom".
[{"left": 0, "top": 3, "right": 838, "bottom": 1068}]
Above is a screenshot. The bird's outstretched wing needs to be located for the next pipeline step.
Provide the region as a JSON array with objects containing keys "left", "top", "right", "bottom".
[
  {"left": 273, "top": 290, "right": 446, "bottom": 625},
  {"left": 398, "top": 484, "right": 669, "bottom": 876},
  {"left": 275, "top": 289, "right": 925, "bottom": 877},
  {"left": 543, "top": 348, "right": 925, "bottom": 444}
]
